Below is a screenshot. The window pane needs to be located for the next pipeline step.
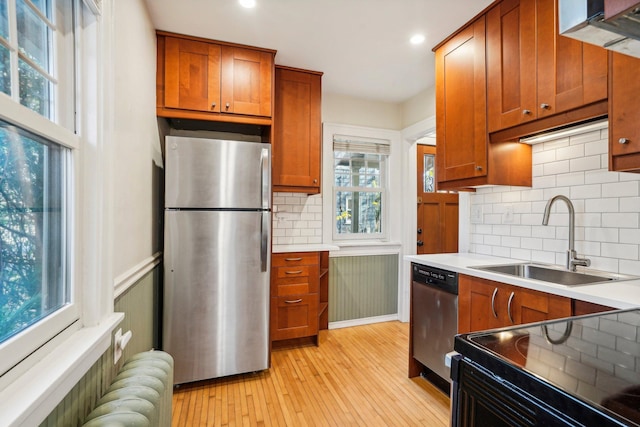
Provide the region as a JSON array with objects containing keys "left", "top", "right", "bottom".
[
  {"left": 19, "top": 58, "right": 51, "bottom": 117},
  {"left": 0, "top": 120, "right": 69, "bottom": 344},
  {"left": 0, "top": 44, "right": 10, "bottom": 96},
  {"left": 17, "top": 0, "right": 52, "bottom": 72},
  {"left": 29, "top": 0, "right": 53, "bottom": 18},
  {"left": 423, "top": 153, "right": 435, "bottom": 193},
  {"left": 0, "top": 0, "right": 8, "bottom": 39},
  {"left": 335, "top": 191, "right": 382, "bottom": 235}
]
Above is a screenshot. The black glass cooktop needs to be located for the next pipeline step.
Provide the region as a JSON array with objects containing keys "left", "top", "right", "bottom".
[{"left": 462, "top": 309, "right": 640, "bottom": 426}]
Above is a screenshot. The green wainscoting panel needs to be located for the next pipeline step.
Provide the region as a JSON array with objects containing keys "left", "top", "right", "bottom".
[
  {"left": 39, "top": 265, "right": 160, "bottom": 427},
  {"left": 329, "top": 254, "right": 398, "bottom": 322}
]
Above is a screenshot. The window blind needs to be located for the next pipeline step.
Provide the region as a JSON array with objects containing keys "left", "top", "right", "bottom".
[{"left": 333, "top": 134, "right": 391, "bottom": 155}]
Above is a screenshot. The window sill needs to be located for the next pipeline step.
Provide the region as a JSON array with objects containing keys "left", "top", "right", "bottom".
[
  {"left": 0, "top": 312, "right": 124, "bottom": 427},
  {"left": 331, "top": 241, "right": 402, "bottom": 257}
]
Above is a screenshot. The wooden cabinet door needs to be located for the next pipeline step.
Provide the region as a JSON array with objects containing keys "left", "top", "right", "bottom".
[
  {"left": 509, "top": 286, "right": 572, "bottom": 326},
  {"left": 487, "top": 0, "right": 537, "bottom": 132},
  {"left": 458, "top": 275, "right": 505, "bottom": 333},
  {"left": 270, "top": 294, "right": 319, "bottom": 341},
  {"left": 435, "top": 17, "right": 488, "bottom": 185},
  {"left": 164, "top": 37, "right": 221, "bottom": 112},
  {"left": 609, "top": 52, "right": 640, "bottom": 172},
  {"left": 536, "top": 0, "right": 607, "bottom": 117},
  {"left": 273, "top": 67, "right": 322, "bottom": 193},
  {"left": 220, "top": 46, "right": 273, "bottom": 117}
]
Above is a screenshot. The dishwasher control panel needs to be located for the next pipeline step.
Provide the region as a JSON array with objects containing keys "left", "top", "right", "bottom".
[{"left": 412, "top": 263, "right": 458, "bottom": 294}]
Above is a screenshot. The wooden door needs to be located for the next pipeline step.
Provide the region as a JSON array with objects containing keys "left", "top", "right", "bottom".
[
  {"left": 536, "top": 0, "right": 607, "bottom": 117},
  {"left": 221, "top": 46, "right": 273, "bottom": 117},
  {"left": 273, "top": 66, "right": 322, "bottom": 193},
  {"left": 609, "top": 52, "right": 640, "bottom": 172},
  {"left": 416, "top": 145, "right": 458, "bottom": 254},
  {"left": 486, "top": 0, "right": 537, "bottom": 132},
  {"left": 511, "top": 286, "right": 572, "bottom": 325},
  {"left": 458, "top": 275, "right": 505, "bottom": 333},
  {"left": 164, "top": 37, "right": 221, "bottom": 112},
  {"left": 435, "top": 17, "right": 488, "bottom": 184}
]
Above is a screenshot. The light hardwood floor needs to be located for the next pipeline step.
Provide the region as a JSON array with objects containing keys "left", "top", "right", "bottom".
[{"left": 171, "top": 321, "right": 450, "bottom": 426}]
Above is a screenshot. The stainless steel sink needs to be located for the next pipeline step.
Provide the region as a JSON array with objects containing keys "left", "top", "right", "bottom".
[{"left": 471, "top": 263, "right": 638, "bottom": 286}]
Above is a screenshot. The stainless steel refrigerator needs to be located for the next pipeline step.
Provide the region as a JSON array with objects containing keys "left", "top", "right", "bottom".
[{"left": 162, "top": 135, "right": 271, "bottom": 384}]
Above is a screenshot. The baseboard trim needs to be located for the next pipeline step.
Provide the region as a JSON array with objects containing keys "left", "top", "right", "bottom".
[{"left": 328, "top": 314, "right": 399, "bottom": 330}]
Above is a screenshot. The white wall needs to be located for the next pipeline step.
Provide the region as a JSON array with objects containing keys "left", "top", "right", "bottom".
[
  {"left": 112, "top": 0, "right": 163, "bottom": 279},
  {"left": 468, "top": 125, "right": 640, "bottom": 276},
  {"left": 401, "top": 86, "right": 435, "bottom": 129},
  {"left": 322, "top": 93, "right": 403, "bottom": 130}
]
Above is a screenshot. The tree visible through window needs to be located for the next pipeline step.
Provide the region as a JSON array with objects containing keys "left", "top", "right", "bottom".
[
  {"left": 333, "top": 135, "right": 389, "bottom": 239},
  {"left": 0, "top": 121, "right": 69, "bottom": 344}
]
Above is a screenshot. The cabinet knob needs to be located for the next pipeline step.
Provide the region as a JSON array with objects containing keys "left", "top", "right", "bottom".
[
  {"left": 211, "top": 102, "right": 216, "bottom": 110},
  {"left": 619, "top": 138, "right": 630, "bottom": 144},
  {"left": 313, "top": 179, "right": 318, "bottom": 184},
  {"left": 540, "top": 103, "right": 550, "bottom": 110},
  {"left": 476, "top": 166, "right": 483, "bottom": 171},
  {"left": 417, "top": 240, "right": 424, "bottom": 247},
  {"left": 225, "top": 102, "right": 230, "bottom": 111},
  {"left": 522, "top": 109, "right": 531, "bottom": 115}
]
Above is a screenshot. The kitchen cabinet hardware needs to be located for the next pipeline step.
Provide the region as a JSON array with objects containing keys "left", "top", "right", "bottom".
[
  {"left": 522, "top": 109, "right": 532, "bottom": 115},
  {"left": 284, "top": 257, "right": 303, "bottom": 261},
  {"left": 285, "top": 299, "right": 303, "bottom": 304},
  {"left": 285, "top": 270, "right": 303, "bottom": 275},
  {"left": 225, "top": 102, "right": 230, "bottom": 110},
  {"left": 211, "top": 102, "right": 216, "bottom": 109},
  {"left": 417, "top": 228, "right": 422, "bottom": 234},
  {"left": 619, "top": 138, "right": 629, "bottom": 144},
  {"left": 507, "top": 291, "right": 515, "bottom": 324},
  {"left": 273, "top": 66, "right": 323, "bottom": 194},
  {"left": 540, "top": 103, "right": 550, "bottom": 109},
  {"left": 491, "top": 288, "right": 499, "bottom": 318},
  {"left": 417, "top": 240, "right": 424, "bottom": 246},
  {"left": 475, "top": 166, "right": 483, "bottom": 171}
]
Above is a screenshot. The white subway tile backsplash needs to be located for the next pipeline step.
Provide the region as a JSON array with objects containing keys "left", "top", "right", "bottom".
[
  {"left": 468, "top": 125, "right": 640, "bottom": 275},
  {"left": 570, "top": 155, "right": 601, "bottom": 172},
  {"left": 273, "top": 192, "right": 323, "bottom": 246}
]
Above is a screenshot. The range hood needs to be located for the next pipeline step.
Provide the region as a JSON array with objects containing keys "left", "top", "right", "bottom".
[{"left": 559, "top": 0, "right": 640, "bottom": 58}]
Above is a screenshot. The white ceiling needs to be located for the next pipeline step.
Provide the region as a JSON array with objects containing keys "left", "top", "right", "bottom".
[{"left": 144, "top": 0, "right": 494, "bottom": 103}]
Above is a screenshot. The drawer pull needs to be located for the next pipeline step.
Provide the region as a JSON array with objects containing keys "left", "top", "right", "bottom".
[
  {"left": 491, "top": 288, "right": 498, "bottom": 319},
  {"left": 507, "top": 292, "right": 515, "bottom": 324},
  {"left": 285, "top": 257, "right": 303, "bottom": 261},
  {"left": 285, "top": 299, "right": 303, "bottom": 304},
  {"left": 285, "top": 270, "right": 303, "bottom": 275}
]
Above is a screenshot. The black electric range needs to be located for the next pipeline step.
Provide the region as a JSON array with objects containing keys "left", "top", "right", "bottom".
[{"left": 451, "top": 309, "right": 640, "bottom": 427}]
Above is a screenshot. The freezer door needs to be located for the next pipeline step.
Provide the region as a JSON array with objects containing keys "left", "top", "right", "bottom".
[
  {"left": 165, "top": 136, "right": 271, "bottom": 209},
  {"left": 163, "top": 210, "right": 271, "bottom": 384}
]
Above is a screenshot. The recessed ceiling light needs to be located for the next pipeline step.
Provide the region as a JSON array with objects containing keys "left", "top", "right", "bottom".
[
  {"left": 410, "top": 34, "right": 425, "bottom": 45},
  {"left": 239, "top": 0, "right": 256, "bottom": 8}
]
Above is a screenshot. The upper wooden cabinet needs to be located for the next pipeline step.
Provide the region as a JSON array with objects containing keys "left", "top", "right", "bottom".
[
  {"left": 435, "top": 16, "right": 532, "bottom": 190},
  {"left": 156, "top": 31, "right": 275, "bottom": 125},
  {"left": 609, "top": 52, "right": 640, "bottom": 173},
  {"left": 272, "top": 66, "right": 323, "bottom": 194},
  {"left": 487, "top": 0, "right": 608, "bottom": 134}
]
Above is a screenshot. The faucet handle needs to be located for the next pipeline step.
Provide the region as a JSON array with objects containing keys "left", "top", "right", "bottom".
[{"left": 568, "top": 249, "right": 591, "bottom": 271}]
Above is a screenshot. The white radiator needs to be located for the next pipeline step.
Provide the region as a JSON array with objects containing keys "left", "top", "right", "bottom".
[{"left": 82, "top": 350, "right": 173, "bottom": 427}]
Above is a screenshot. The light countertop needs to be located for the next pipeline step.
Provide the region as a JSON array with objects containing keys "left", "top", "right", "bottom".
[
  {"left": 272, "top": 244, "right": 340, "bottom": 254},
  {"left": 405, "top": 253, "right": 640, "bottom": 310}
]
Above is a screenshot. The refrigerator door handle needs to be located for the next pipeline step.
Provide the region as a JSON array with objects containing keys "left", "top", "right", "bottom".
[
  {"left": 260, "top": 148, "right": 270, "bottom": 209},
  {"left": 261, "top": 211, "right": 269, "bottom": 272}
]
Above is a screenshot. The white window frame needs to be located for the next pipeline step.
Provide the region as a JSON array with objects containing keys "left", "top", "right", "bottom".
[
  {"left": 0, "top": 0, "right": 114, "bottom": 399},
  {"left": 332, "top": 144, "right": 389, "bottom": 241}
]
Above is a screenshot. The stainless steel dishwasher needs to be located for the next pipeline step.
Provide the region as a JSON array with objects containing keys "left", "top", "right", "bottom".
[{"left": 411, "top": 263, "right": 458, "bottom": 388}]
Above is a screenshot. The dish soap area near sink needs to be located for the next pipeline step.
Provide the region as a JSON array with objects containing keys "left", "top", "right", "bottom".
[{"left": 471, "top": 263, "right": 639, "bottom": 286}]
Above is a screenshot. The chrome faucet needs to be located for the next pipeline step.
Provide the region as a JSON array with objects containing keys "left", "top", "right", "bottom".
[{"left": 542, "top": 195, "right": 591, "bottom": 272}]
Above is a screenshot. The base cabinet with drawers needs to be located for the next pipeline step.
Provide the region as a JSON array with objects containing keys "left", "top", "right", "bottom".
[{"left": 270, "top": 251, "right": 329, "bottom": 344}]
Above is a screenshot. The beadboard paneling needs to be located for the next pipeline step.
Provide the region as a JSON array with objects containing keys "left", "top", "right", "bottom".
[{"left": 329, "top": 254, "right": 398, "bottom": 322}]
